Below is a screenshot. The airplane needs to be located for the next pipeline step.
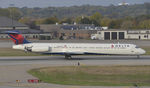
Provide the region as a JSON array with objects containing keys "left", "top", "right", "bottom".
[{"left": 5, "top": 30, "right": 146, "bottom": 59}]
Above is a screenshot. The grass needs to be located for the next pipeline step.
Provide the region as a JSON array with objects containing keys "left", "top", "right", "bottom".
[
  {"left": 142, "top": 47, "right": 150, "bottom": 55},
  {"left": 28, "top": 65, "right": 150, "bottom": 86},
  {"left": 0, "top": 48, "right": 43, "bottom": 56}
]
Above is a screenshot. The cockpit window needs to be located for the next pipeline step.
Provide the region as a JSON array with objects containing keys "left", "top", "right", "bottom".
[{"left": 135, "top": 46, "right": 139, "bottom": 48}]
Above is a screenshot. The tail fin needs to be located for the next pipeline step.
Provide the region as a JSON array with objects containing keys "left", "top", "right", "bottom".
[{"left": 5, "top": 30, "right": 31, "bottom": 45}]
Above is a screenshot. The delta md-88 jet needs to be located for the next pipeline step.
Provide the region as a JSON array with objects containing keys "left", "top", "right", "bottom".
[{"left": 5, "top": 31, "right": 145, "bottom": 59}]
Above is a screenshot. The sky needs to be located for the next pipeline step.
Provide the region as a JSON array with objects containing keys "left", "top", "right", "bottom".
[{"left": 0, "top": 0, "right": 150, "bottom": 8}]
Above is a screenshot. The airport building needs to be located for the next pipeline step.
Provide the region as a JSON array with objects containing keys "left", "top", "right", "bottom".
[
  {"left": 127, "top": 30, "right": 150, "bottom": 40},
  {"left": 0, "top": 16, "right": 53, "bottom": 40},
  {"left": 91, "top": 29, "right": 150, "bottom": 40},
  {"left": 40, "top": 24, "right": 150, "bottom": 40},
  {"left": 40, "top": 24, "right": 100, "bottom": 39},
  {"left": 0, "top": 16, "right": 29, "bottom": 33}
]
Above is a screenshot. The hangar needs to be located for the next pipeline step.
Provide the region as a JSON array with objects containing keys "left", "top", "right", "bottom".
[
  {"left": 94, "top": 30, "right": 127, "bottom": 40},
  {"left": 92, "top": 29, "right": 150, "bottom": 40}
]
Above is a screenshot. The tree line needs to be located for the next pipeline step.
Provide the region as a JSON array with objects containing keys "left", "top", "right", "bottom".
[
  {"left": 0, "top": 3, "right": 150, "bottom": 29},
  {"left": 19, "top": 3, "right": 150, "bottom": 19},
  {"left": 18, "top": 12, "right": 150, "bottom": 29}
]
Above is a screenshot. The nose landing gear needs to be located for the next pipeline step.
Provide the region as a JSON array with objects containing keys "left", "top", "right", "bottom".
[{"left": 65, "top": 54, "right": 72, "bottom": 60}]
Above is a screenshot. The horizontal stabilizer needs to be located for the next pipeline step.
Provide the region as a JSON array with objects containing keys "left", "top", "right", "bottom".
[{"left": 4, "top": 30, "right": 20, "bottom": 34}]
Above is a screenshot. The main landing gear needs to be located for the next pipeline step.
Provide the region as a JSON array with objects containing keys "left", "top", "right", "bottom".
[
  {"left": 137, "top": 55, "right": 140, "bottom": 59},
  {"left": 65, "top": 54, "right": 72, "bottom": 60}
]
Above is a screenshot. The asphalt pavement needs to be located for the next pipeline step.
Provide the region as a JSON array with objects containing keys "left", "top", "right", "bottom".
[{"left": 0, "top": 56, "right": 149, "bottom": 88}]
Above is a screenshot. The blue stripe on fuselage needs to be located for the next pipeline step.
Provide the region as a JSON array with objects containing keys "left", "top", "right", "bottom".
[
  {"left": 41, "top": 52, "right": 112, "bottom": 55},
  {"left": 8, "top": 34, "right": 18, "bottom": 45}
]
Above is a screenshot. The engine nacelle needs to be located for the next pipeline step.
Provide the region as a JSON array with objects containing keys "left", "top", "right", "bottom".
[
  {"left": 31, "top": 47, "right": 51, "bottom": 53},
  {"left": 13, "top": 45, "right": 25, "bottom": 50}
]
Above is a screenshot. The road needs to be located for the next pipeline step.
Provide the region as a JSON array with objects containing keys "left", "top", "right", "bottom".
[{"left": 0, "top": 56, "right": 150, "bottom": 88}]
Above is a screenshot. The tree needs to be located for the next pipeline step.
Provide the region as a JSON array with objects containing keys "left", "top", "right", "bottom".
[
  {"left": 18, "top": 17, "right": 30, "bottom": 24},
  {"left": 43, "top": 17, "right": 59, "bottom": 24},
  {"left": 80, "top": 17, "right": 92, "bottom": 24},
  {"left": 100, "top": 17, "right": 112, "bottom": 27},
  {"left": 59, "top": 18, "right": 73, "bottom": 24},
  {"left": 121, "top": 20, "right": 134, "bottom": 29},
  {"left": 75, "top": 16, "right": 82, "bottom": 24},
  {"left": 0, "top": 8, "right": 10, "bottom": 17},
  {"left": 109, "top": 19, "right": 123, "bottom": 29},
  {"left": 108, "top": 12, "right": 119, "bottom": 19},
  {"left": 18, "top": 17, "right": 36, "bottom": 29},
  {"left": 7, "top": 7, "right": 22, "bottom": 20},
  {"left": 138, "top": 20, "right": 150, "bottom": 29},
  {"left": 35, "top": 18, "right": 45, "bottom": 25},
  {"left": 75, "top": 16, "right": 92, "bottom": 24},
  {"left": 90, "top": 12, "right": 103, "bottom": 26}
]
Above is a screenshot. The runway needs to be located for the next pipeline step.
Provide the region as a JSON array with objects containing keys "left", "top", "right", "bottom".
[
  {"left": 0, "top": 55, "right": 150, "bottom": 60},
  {"left": 0, "top": 56, "right": 150, "bottom": 88},
  {"left": 0, "top": 56, "right": 150, "bottom": 65}
]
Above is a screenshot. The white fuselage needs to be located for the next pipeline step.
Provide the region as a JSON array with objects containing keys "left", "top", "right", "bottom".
[{"left": 12, "top": 43, "right": 146, "bottom": 55}]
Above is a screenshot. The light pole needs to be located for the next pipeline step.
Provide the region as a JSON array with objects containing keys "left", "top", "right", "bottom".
[{"left": 9, "top": 4, "right": 15, "bottom": 30}]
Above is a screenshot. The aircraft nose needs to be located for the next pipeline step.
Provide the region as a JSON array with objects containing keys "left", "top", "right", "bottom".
[{"left": 140, "top": 49, "right": 146, "bottom": 54}]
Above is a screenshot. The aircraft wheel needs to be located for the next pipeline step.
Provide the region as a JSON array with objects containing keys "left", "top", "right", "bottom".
[
  {"left": 137, "top": 55, "right": 140, "bottom": 59},
  {"left": 65, "top": 54, "right": 72, "bottom": 60}
]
